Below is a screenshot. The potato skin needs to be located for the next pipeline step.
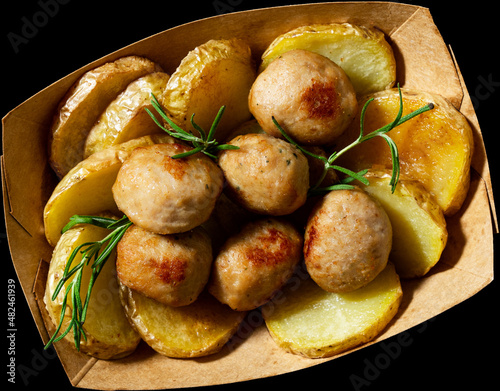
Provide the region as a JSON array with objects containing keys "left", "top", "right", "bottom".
[
  {"left": 49, "top": 56, "right": 162, "bottom": 178},
  {"left": 249, "top": 49, "right": 357, "bottom": 145},
  {"left": 218, "top": 133, "right": 309, "bottom": 216},
  {"left": 112, "top": 143, "right": 224, "bottom": 234},
  {"left": 116, "top": 225, "right": 212, "bottom": 307},
  {"left": 163, "top": 38, "right": 256, "bottom": 142},
  {"left": 304, "top": 188, "right": 392, "bottom": 293},
  {"left": 259, "top": 23, "right": 396, "bottom": 95},
  {"left": 208, "top": 218, "right": 303, "bottom": 311},
  {"left": 119, "top": 286, "right": 246, "bottom": 358},
  {"left": 84, "top": 72, "right": 170, "bottom": 158}
]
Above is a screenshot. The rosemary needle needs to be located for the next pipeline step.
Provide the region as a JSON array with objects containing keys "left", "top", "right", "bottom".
[
  {"left": 274, "top": 86, "right": 434, "bottom": 195},
  {"left": 145, "top": 94, "right": 239, "bottom": 159}
]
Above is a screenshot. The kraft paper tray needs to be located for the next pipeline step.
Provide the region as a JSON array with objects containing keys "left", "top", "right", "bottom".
[{"left": 2, "top": 2, "right": 496, "bottom": 389}]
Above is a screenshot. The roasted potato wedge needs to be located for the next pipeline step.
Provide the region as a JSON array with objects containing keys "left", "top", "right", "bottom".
[
  {"left": 43, "top": 134, "right": 174, "bottom": 247},
  {"left": 84, "top": 72, "right": 170, "bottom": 158},
  {"left": 259, "top": 23, "right": 396, "bottom": 95},
  {"left": 359, "top": 170, "right": 448, "bottom": 278},
  {"left": 119, "top": 286, "right": 247, "bottom": 358},
  {"left": 49, "top": 56, "right": 162, "bottom": 178},
  {"left": 162, "top": 39, "right": 256, "bottom": 141},
  {"left": 44, "top": 217, "right": 141, "bottom": 359},
  {"left": 334, "top": 88, "right": 474, "bottom": 215},
  {"left": 262, "top": 263, "right": 402, "bottom": 358}
]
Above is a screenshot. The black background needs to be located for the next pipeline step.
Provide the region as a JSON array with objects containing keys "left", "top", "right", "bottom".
[{"left": 2, "top": 1, "right": 499, "bottom": 390}]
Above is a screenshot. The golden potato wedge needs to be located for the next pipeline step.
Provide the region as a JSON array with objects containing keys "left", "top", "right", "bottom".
[
  {"left": 44, "top": 217, "right": 141, "bottom": 359},
  {"left": 43, "top": 134, "right": 174, "bottom": 247},
  {"left": 119, "top": 286, "right": 247, "bottom": 358},
  {"left": 49, "top": 56, "right": 163, "bottom": 178},
  {"left": 162, "top": 38, "right": 256, "bottom": 141},
  {"left": 262, "top": 263, "right": 402, "bottom": 358},
  {"left": 84, "top": 72, "right": 170, "bottom": 158},
  {"left": 358, "top": 170, "right": 448, "bottom": 278},
  {"left": 334, "top": 88, "right": 474, "bottom": 215},
  {"left": 259, "top": 23, "right": 396, "bottom": 95}
]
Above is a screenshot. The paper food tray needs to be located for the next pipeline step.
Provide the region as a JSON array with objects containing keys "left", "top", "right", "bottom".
[{"left": 2, "top": 2, "right": 496, "bottom": 389}]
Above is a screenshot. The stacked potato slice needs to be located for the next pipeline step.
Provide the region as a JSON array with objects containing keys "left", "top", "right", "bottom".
[
  {"left": 44, "top": 42, "right": 257, "bottom": 358},
  {"left": 48, "top": 56, "right": 163, "bottom": 178}
]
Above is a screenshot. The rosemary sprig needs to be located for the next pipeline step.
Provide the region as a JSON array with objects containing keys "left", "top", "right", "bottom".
[
  {"left": 146, "top": 94, "right": 239, "bottom": 159},
  {"left": 44, "top": 215, "right": 132, "bottom": 351},
  {"left": 274, "top": 86, "right": 434, "bottom": 195}
]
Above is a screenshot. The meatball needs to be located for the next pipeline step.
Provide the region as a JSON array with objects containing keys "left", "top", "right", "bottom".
[
  {"left": 218, "top": 133, "right": 309, "bottom": 216},
  {"left": 304, "top": 187, "right": 392, "bottom": 293},
  {"left": 112, "top": 143, "right": 224, "bottom": 234},
  {"left": 208, "top": 218, "right": 303, "bottom": 311},
  {"left": 249, "top": 49, "right": 358, "bottom": 145},
  {"left": 116, "top": 225, "right": 212, "bottom": 307}
]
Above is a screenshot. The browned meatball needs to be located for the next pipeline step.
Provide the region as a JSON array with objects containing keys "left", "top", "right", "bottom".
[
  {"left": 304, "top": 187, "right": 392, "bottom": 293},
  {"left": 116, "top": 225, "right": 212, "bottom": 307},
  {"left": 208, "top": 218, "right": 303, "bottom": 311},
  {"left": 249, "top": 49, "right": 358, "bottom": 145},
  {"left": 112, "top": 143, "right": 224, "bottom": 234},
  {"left": 218, "top": 133, "right": 309, "bottom": 216}
]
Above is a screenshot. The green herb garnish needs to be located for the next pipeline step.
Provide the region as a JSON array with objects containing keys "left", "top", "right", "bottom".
[
  {"left": 44, "top": 215, "right": 132, "bottom": 351},
  {"left": 273, "top": 86, "right": 434, "bottom": 195},
  {"left": 146, "top": 94, "right": 239, "bottom": 159}
]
